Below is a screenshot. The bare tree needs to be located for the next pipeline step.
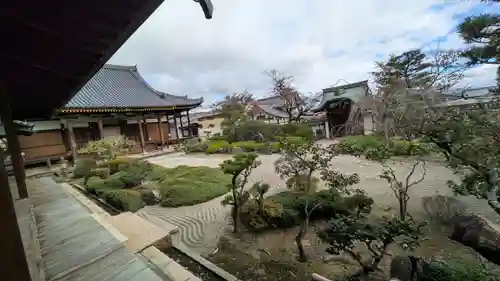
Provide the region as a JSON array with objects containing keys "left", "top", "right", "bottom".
[{"left": 265, "top": 69, "right": 320, "bottom": 123}]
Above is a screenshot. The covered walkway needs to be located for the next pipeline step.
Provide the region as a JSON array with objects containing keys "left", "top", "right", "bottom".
[{"left": 17, "top": 177, "right": 167, "bottom": 281}]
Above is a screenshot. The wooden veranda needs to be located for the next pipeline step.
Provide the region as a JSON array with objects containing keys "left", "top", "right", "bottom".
[{"left": 0, "top": 1, "right": 212, "bottom": 280}]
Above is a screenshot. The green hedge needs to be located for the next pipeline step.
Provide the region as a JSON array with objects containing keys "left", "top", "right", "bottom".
[
  {"left": 73, "top": 158, "right": 97, "bottom": 178},
  {"left": 420, "top": 260, "right": 493, "bottom": 281},
  {"left": 99, "top": 157, "right": 138, "bottom": 174},
  {"left": 222, "top": 120, "right": 313, "bottom": 142},
  {"left": 337, "top": 135, "right": 431, "bottom": 157},
  {"left": 155, "top": 165, "right": 232, "bottom": 207},
  {"left": 205, "top": 140, "right": 233, "bottom": 154},
  {"left": 240, "top": 190, "right": 374, "bottom": 232}
]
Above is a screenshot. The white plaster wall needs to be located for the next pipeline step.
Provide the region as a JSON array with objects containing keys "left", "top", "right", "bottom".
[{"left": 363, "top": 116, "right": 374, "bottom": 135}]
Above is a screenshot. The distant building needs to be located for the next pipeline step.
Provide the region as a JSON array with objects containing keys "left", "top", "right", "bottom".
[
  {"left": 313, "top": 80, "right": 372, "bottom": 138},
  {"left": 437, "top": 86, "right": 499, "bottom": 108}
]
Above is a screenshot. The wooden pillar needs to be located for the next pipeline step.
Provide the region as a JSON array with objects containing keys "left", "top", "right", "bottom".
[
  {"left": 179, "top": 112, "right": 185, "bottom": 138},
  {"left": 66, "top": 121, "right": 78, "bottom": 166},
  {"left": 173, "top": 114, "right": 180, "bottom": 143},
  {"left": 0, "top": 92, "right": 27, "bottom": 199},
  {"left": 118, "top": 119, "right": 127, "bottom": 136},
  {"left": 137, "top": 117, "right": 145, "bottom": 154},
  {"left": 186, "top": 110, "right": 192, "bottom": 137},
  {"left": 0, "top": 149, "right": 32, "bottom": 281},
  {"left": 97, "top": 118, "right": 104, "bottom": 140},
  {"left": 165, "top": 114, "right": 171, "bottom": 148},
  {"left": 157, "top": 115, "right": 165, "bottom": 150}
]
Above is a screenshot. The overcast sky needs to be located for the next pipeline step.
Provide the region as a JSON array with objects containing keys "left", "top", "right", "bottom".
[{"left": 109, "top": 0, "right": 499, "bottom": 107}]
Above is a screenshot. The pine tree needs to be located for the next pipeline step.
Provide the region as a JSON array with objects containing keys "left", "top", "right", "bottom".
[{"left": 458, "top": 0, "right": 499, "bottom": 86}]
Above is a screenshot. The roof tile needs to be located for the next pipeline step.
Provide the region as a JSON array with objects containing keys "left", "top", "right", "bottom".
[{"left": 65, "top": 65, "right": 203, "bottom": 109}]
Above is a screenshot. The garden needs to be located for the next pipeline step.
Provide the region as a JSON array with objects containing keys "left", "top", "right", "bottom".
[
  {"left": 181, "top": 120, "right": 313, "bottom": 154},
  {"left": 204, "top": 133, "right": 500, "bottom": 281},
  {"left": 66, "top": 136, "right": 233, "bottom": 212}
]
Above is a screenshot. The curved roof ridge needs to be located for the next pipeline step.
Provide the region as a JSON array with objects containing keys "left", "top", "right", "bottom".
[
  {"left": 131, "top": 65, "right": 204, "bottom": 104},
  {"left": 103, "top": 64, "right": 137, "bottom": 71},
  {"left": 63, "top": 64, "right": 203, "bottom": 109}
]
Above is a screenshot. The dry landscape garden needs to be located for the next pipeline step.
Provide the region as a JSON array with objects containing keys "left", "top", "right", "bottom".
[{"left": 53, "top": 5, "right": 500, "bottom": 281}]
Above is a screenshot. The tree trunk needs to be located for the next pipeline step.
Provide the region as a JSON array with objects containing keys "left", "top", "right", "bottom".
[
  {"left": 231, "top": 204, "right": 239, "bottom": 233},
  {"left": 399, "top": 190, "right": 406, "bottom": 220},
  {"left": 296, "top": 217, "right": 309, "bottom": 262}
]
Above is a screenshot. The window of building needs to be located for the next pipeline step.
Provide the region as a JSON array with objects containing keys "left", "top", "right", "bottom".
[{"left": 208, "top": 124, "right": 215, "bottom": 128}]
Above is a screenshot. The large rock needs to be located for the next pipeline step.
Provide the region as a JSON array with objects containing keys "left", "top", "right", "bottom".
[{"left": 422, "top": 195, "right": 500, "bottom": 266}]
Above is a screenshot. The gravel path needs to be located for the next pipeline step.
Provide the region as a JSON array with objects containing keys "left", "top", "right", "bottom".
[{"left": 135, "top": 151, "right": 471, "bottom": 255}]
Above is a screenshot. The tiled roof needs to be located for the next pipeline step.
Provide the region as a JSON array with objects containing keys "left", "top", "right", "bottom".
[
  {"left": 64, "top": 65, "right": 203, "bottom": 109},
  {"left": 313, "top": 80, "right": 369, "bottom": 112},
  {"left": 255, "top": 104, "right": 289, "bottom": 118},
  {"left": 255, "top": 95, "right": 285, "bottom": 106}
]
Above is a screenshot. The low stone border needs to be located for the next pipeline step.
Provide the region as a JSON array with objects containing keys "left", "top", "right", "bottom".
[{"left": 174, "top": 243, "right": 241, "bottom": 281}]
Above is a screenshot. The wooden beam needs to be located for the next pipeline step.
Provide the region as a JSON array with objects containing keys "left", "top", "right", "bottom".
[
  {"left": 0, "top": 91, "right": 27, "bottom": 199},
  {"left": 97, "top": 118, "right": 104, "bottom": 139},
  {"left": 137, "top": 117, "right": 145, "bottom": 154},
  {"left": 157, "top": 115, "right": 165, "bottom": 150},
  {"left": 0, "top": 150, "right": 32, "bottom": 281}
]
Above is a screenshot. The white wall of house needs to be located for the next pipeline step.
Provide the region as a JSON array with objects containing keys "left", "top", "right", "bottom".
[{"left": 363, "top": 116, "right": 374, "bottom": 135}]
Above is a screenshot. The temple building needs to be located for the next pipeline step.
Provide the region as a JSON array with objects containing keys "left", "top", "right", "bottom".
[
  {"left": 1, "top": 64, "right": 203, "bottom": 164},
  {"left": 313, "top": 80, "right": 373, "bottom": 138}
]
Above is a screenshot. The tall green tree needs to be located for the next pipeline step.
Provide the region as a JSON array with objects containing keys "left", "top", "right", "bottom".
[
  {"left": 211, "top": 90, "right": 254, "bottom": 129},
  {"left": 372, "top": 49, "right": 465, "bottom": 91},
  {"left": 458, "top": 0, "right": 500, "bottom": 86}
]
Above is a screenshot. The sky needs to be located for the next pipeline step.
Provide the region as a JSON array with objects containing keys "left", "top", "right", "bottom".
[{"left": 109, "top": 0, "right": 499, "bottom": 108}]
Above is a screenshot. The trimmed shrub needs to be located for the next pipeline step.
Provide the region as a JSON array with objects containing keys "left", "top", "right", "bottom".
[
  {"left": 156, "top": 165, "right": 232, "bottom": 207},
  {"left": 78, "top": 136, "right": 136, "bottom": 160},
  {"left": 73, "top": 158, "right": 97, "bottom": 178},
  {"left": 85, "top": 176, "right": 115, "bottom": 196},
  {"left": 241, "top": 190, "right": 374, "bottom": 232},
  {"left": 229, "top": 120, "right": 280, "bottom": 142},
  {"left": 83, "top": 167, "right": 110, "bottom": 185},
  {"left": 103, "top": 160, "right": 152, "bottom": 189},
  {"left": 102, "top": 189, "right": 145, "bottom": 212},
  {"left": 205, "top": 140, "right": 233, "bottom": 154},
  {"left": 100, "top": 157, "right": 138, "bottom": 174},
  {"left": 134, "top": 183, "right": 160, "bottom": 205},
  {"left": 337, "top": 135, "right": 384, "bottom": 156},
  {"left": 182, "top": 138, "right": 207, "bottom": 153},
  {"left": 420, "top": 260, "right": 493, "bottom": 281},
  {"left": 278, "top": 123, "right": 314, "bottom": 140},
  {"left": 269, "top": 142, "right": 281, "bottom": 153},
  {"left": 391, "top": 139, "right": 431, "bottom": 156},
  {"left": 231, "top": 141, "right": 266, "bottom": 152}
]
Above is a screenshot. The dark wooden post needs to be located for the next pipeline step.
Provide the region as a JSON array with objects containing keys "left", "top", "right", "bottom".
[
  {"left": 165, "top": 114, "right": 170, "bottom": 148},
  {"left": 97, "top": 118, "right": 104, "bottom": 139},
  {"left": 118, "top": 119, "right": 127, "bottom": 136},
  {"left": 137, "top": 117, "right": 145, "bottom": 154},
  {"left": 0, "top": 92, "right": 27, "bottom": 199},
  {"left": 0, "top": 150, "right": 32, "bottom": 281},
  {"left": 186, "top": 110, "right": 192, "bottom": 137},
  {"left": 66, "top": 121, "right": 78, "bottom": 166},
  {"left": 157, "top": 115, "right": 165, "bottom": 150},
  {"left": 179, "top": 112, "right": 185, "bottom": 138},
  {"left": 173, "top": 114, "right": 180, "bottom": 143}
]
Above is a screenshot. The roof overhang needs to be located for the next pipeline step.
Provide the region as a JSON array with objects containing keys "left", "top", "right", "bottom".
[
  {"left": 195, "top": 0, "right": 214, "bottom": 19},
  {"left": 3, "top": 0, "right": 213, "bottom": 121},
  {"left": 313, "top": 80, "right": 369, "bottom": 112}
]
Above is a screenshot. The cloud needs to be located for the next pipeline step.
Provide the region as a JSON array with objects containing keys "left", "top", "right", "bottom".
[{"left": 110, "top": 0, "right": 498, "bottom": 106}]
